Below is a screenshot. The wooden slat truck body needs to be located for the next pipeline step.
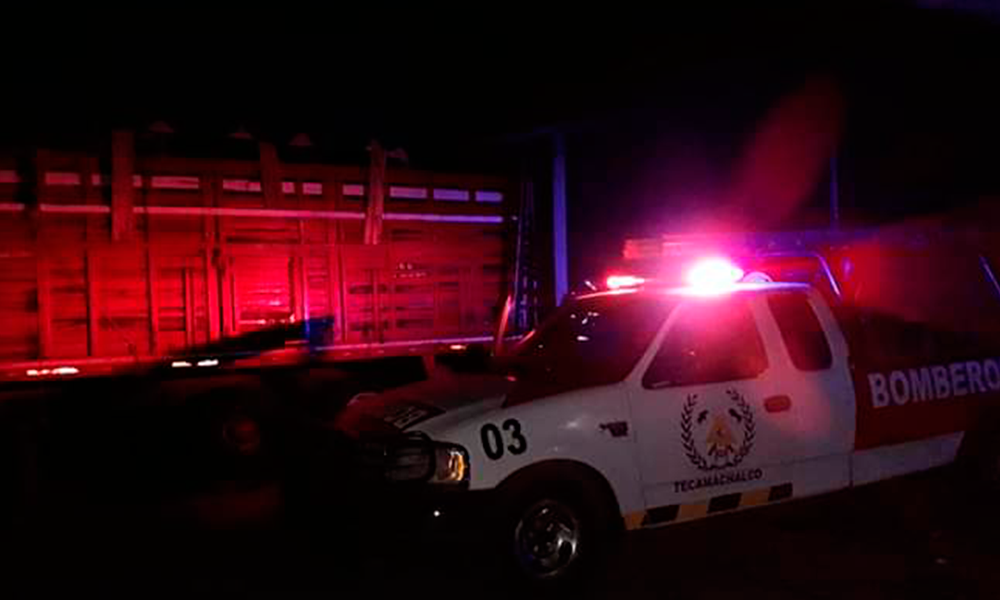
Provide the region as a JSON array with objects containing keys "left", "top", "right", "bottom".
[{"left": 0, "top": 149, "right": 513, "bottom": 383}]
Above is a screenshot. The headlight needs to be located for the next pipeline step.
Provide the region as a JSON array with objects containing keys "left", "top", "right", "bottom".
[
  {"left": 430, "top": 444, "right": 469, "bottom": 484},
  {"left": 381, "top": 440, "right": 470, "bottom": 485},
  {"left": 384, "top": 442, "right": 434, "bottom": 482}
]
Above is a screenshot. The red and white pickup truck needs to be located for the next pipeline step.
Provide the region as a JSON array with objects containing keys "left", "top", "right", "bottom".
[{"left": 333, "top": 252, "right": 1000, "bottom": 583}]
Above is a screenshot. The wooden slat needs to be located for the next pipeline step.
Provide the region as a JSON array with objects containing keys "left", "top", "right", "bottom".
[
  {"left": 36, "top": 255, "right": 51, "bottom": 358},
  {"left": 203, "top": 171, "right": 218, "bottom": 242},
  {"left": 336, "top": 250, "right": 348, "bottom": 344},
  {"left": 85, "top": 250, "right": 99, "bottom": 356},
  {"left": 94, "top": 249, "right": 149, "bottom": 357},
  {"left": 293, "top": 255, "right": 306, "bottom": 324},
  {"left": 111, "top": 130, "right": 135, "bottom": 241},
  {"left": 326, "top": 253, "right": 339, "bottom": 337},
  {"left": 48, "top": 252, "right": 88, "bottom": 358},
  {"left": 372, "top": 269, "right": 383, "bottom": 343},
  {"left": 146, "top": 249, "right": 159, "bottom": 355},
  {"left": 83, "top": 158, "right": 104, "bottom": 242},
  {"left": 221, "top": 256, "right": 235, "bottom": 337},
  {"left": 0, "top": 256, "right": 39, "bottom": 360},
  {"left": 228, "top": 254, "right": 294, "bottom": 332},
  {"left": 205, "top": 248, "right": 220, "bottom": 341},
  {"left": 184, "top": 268, "right": 194, "bottom": 347}
]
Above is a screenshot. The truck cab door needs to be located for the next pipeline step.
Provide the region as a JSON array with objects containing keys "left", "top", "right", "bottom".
[
  {"left": 759, "top": 289, "right": 856, "bottom": 480},
  {"left": 627, "top": 291, "right": 853, "bottom": 520}
]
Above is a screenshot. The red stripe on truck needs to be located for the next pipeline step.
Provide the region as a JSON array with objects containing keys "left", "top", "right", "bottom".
[{"left": 854, "top": 357, "right": 1000, "bottom": 449}]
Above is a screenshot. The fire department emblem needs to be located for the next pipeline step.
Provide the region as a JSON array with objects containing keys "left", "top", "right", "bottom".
[{"left": 680, "top": 389, "right": 755, "bottom": 471}]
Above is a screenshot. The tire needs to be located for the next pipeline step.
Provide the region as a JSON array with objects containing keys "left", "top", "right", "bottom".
[
  {"left": 209, "top": 395, "right": 272, "bottom": 481},
  {"left": 495, "top": 470, "right": 616, "bottom": 587},
  {"left": 172, "top": 391, "right": 276, "bottom": 495},
  {"left": 950, "top": 422, "right": 1000, "bottom": 523}
]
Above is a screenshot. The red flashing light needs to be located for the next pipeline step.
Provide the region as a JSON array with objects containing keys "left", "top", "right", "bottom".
[
  {"left": 606, "top": 275, "right": 646, "bottom": 290},
  {"left": 685, "top": 258, "right": 745, "bottom": 294}
]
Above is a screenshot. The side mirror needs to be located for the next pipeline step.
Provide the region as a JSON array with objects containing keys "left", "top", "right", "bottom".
[{"left": 437, "top": 344, "right": 492, "bottom": 373}]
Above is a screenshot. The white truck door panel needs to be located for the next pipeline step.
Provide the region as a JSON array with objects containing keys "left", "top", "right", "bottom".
[
  {"left": 628, "top": 291, "right": 853, "bottom": 512},
  {"left": 757, "top": 290, "right": 856, "bottom": 460}
]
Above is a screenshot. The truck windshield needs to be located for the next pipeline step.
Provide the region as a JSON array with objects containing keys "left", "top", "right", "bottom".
[{"left": 509, "top": 293, "right": 673, "bottom": 386}]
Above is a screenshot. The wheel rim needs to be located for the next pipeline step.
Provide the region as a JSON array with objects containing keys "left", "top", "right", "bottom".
[{"left": 513, "top": 498, "right": 583, "bottom": 579}]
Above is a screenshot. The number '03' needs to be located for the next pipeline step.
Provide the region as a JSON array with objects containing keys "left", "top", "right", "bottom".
[{"left": 480, "top": 419, "right": 527, "bottom": 460}]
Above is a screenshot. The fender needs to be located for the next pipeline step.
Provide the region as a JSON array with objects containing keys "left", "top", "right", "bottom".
[{"left": 415, "top": 383, "right": 647, "bottom": 517}]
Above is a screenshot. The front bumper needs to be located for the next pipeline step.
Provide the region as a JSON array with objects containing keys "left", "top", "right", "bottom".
[
  {"left": 285, "top": 429, "right": 495, "bottom": 546},
  {"left": 340, "top": 484, "right": 497, "bottom": 545}
]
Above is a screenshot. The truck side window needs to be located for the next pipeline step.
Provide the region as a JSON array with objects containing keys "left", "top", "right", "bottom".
[
  {"left": 767, "top": 293, "right": 833, "bottom": 371},
  {"left": 642, "top": 297, "right": 767, "bottom": 389},
  {"left": 514, "top": 295, "right": 672, "bottom": 386}
]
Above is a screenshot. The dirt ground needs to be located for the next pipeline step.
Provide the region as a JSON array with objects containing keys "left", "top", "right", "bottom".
[{"left": 3, "top": 468, "right": 998, "bottom": 599}]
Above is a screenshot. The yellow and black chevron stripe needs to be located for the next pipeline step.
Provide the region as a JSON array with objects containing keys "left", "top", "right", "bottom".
[{"left": 623, "top": 483, "right": 793, "bottom": 530}]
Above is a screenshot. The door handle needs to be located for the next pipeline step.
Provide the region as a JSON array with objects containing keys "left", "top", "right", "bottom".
[{"left": 763, "top": 395, "right": 792, "bottom": 413}]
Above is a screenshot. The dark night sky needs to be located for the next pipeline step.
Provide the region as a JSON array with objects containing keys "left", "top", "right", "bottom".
[{"left": 4, "top": 2, "right": 1000, "bottom": 282}]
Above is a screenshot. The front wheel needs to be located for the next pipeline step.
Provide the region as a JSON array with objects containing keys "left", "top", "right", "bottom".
[
  {"left": 965, "top": 440, "right": 1000, "bottom": 501},
  {"left": 497, "top": 476, "right": 615, "bottom": 586},
  {"left": 955, "top": 423, "right": 1000, "bottom": 503},
  {"left": 513, "top": 497, "right": 585, "bottom": 579}
]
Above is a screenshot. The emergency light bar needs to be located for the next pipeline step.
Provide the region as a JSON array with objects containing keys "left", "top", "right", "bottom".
[
  {"left": 606, "top": 275, "right": 647, "bottom": 290},
  {"left": 604, "top": 257, "right": 745, "bottom": 294},
  {"left": 685, "top": 258, "right": 745, "bottom": 294}
]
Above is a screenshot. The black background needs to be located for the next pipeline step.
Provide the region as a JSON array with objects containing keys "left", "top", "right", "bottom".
[{"left": 3, "top": 1, "right": 999, "bottom": 281}]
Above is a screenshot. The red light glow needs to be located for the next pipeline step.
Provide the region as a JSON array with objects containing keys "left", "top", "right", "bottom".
[
  {"left": 26, "top": 366, "right": 79, "bottom": 377},
  {"left": 606, "top": 275, "right": 646, "bottom": 290},
  {"left": 685, "top": 258, "right": 745, "bottom": 294}
]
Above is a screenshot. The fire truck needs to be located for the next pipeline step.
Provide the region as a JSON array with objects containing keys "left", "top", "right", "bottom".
[{"left": 329, "top": 231, "right": 1000, "bottom": 584}]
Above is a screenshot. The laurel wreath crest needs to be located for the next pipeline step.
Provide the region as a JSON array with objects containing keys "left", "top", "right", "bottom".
[{"left": 680, "top": 389, "right": 756, "bottom": 471}]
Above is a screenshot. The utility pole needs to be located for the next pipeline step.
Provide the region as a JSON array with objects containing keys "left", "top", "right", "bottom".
[{"left": 552, "top": 132, "right": 568, "bottom": 304}]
